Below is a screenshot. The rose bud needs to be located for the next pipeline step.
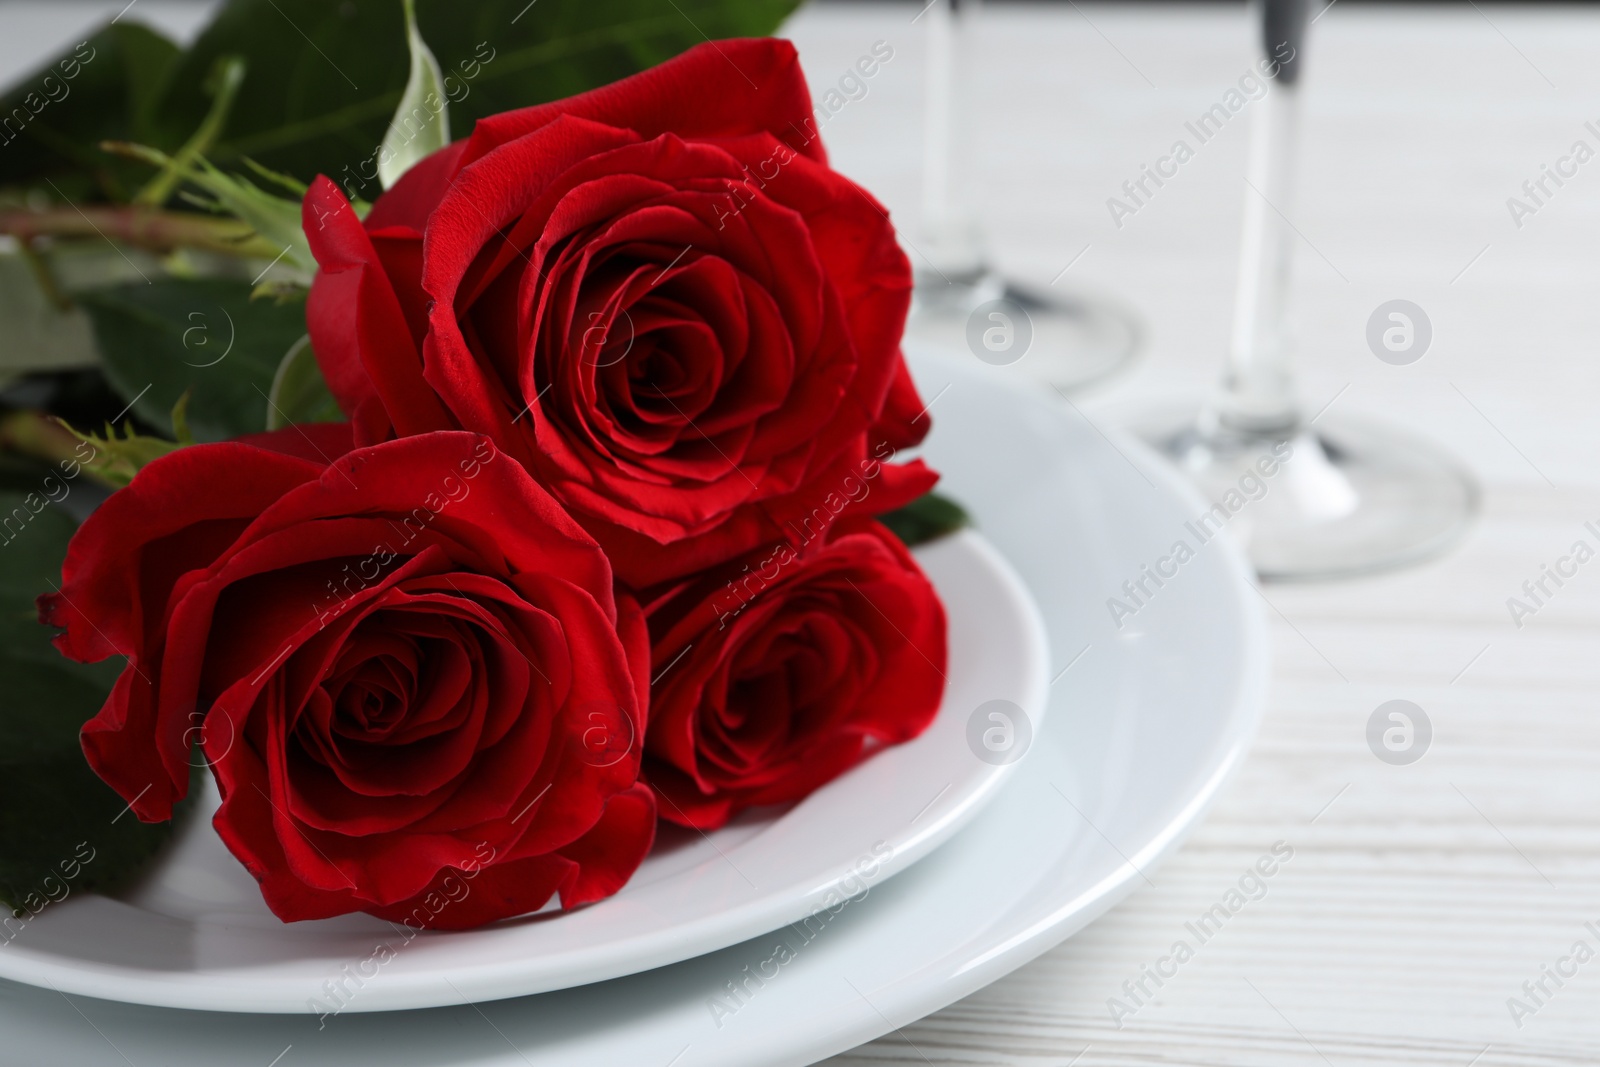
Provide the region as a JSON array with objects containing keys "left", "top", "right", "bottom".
[{"left": 641, "top": 518, "right": 946, "bottom": 830}]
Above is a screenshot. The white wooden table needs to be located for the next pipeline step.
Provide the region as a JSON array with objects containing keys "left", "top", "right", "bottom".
[{"left": 785, "top": 4, "right": 1600, "bottom": 1065}]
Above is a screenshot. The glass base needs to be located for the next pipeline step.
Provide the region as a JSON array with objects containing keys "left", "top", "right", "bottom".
[
  {"left": 907, "top": 268, "right": 1140, "bottom": 394},
  {"left": 1132, "top": 408, "right": 1479, "bottom": 582}
]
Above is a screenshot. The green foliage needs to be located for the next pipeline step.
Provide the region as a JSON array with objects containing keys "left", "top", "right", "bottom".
[
  {"left": 0, "top": 0, "right": 802, "bottom": 201},
  {"left": 1, "top": 0, "right": 803, "bottom": 221},
  {"left": 0, "top": 492, "right": 172, "bottom": 915},
  {"left": 265, "top": 335, "right": 341, "bottom": 431},
  {"left": 108, "top": 142, "right": 314, "bottom": 280},
  {"left": 0, "top": 23, "right": 183, "bottom": 201},
  {"left": 880, "top": 491, "right": 972, "bottom": 548},
  {"left": 133, "top": 55, "right": 248, "bottom": 207},
  {"left": 380, "top": 0, "right": 452, "bottom": 189},
  {"left": 79, "top": 278, "right": 309, "bottom": 442},
  {"left": 0, "top": 247, "right": 105, "bottom": 375},
  {"left": 137, "top": 0, "right": 802, "bottom": 190},
  {"left": 58, "top": 414, "right": 186, "bottom": 489}
]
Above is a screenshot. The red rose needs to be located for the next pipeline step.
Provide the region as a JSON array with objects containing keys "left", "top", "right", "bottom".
[
  {"left": 303, "top": 37, "right": 938, "bottom": 588},
  {"left": 641, "top": 518, "right": 946, "bottom": 830},
  {"left": 39, "top": 429, "right": 654, "bottom": 927}
]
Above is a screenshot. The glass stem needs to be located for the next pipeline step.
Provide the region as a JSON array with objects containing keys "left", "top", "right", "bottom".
[
  {"left": 921, "top": 0, "right": 954, "bottom": 242},
  {"left": 1215, "top": 0, "right": 1308, "bottom": 434},
  {"left": 920, "top": 0, "right": 985, "bottom": 283}
]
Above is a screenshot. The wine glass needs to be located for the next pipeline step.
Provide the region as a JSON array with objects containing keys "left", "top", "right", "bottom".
[
  {"left": 907, "top": 0, "right": 1140, "bottom": 393},
  {"left": 1132, "top": 0, "right": 1477, "bottom": 581}
]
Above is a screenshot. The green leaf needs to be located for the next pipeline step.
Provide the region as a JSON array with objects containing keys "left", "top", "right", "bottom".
[
  {"left": 107, "top": 143, "right": 314, "bottom": 280},
  {"left": 0, "top": 750, "right": 169, "bottom": 915},
  {"left": 0, "top": 491, "right": 173, "bottom": 915},
  {"left": 379, "top": 0, "right": 451, "bottom": 190},
  {"left": 77, "top": 277, "right": 308, "bottom": 441},
  {"left": 0, "top": 23, "right": 182, "bottom": 200},
  {"left": 879, "top": 491, "right": 971, "bottom": 548},
  {"left": 0, "top": 495, "right": 90, "bottom": 669},
  {"left": 134, "top": 55, "right": 248, "bottom": 207},
  {"left": 265, "top": 334, "right": 341, "bottom": 430},
  {"left": 57, "top": 418, "right": 184, "bottom": 490},
  {"left": 169, "top": 389, "right": 195, "bottom": 446},
  {"left": 146, "top": 0, "right": 802, "bottom": 189},
  {"left": 0, "top": 247, "right": 103, "bottom": 376},
  {"left": 0, "top": 503, "right": 129, "bottom": 753}
]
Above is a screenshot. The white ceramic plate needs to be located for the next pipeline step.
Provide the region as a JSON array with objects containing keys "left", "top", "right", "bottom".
[
  {"left": 0, "top": 346, "right": 1266, "bottom": 1065},
  {"left": 0, "top": 530, "right": 1049, "bottom": 1013}
]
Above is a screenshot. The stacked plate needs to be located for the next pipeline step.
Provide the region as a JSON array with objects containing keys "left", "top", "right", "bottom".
[{"left": 0, "top": 347, "right": 1266, "bottom": 1066}]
